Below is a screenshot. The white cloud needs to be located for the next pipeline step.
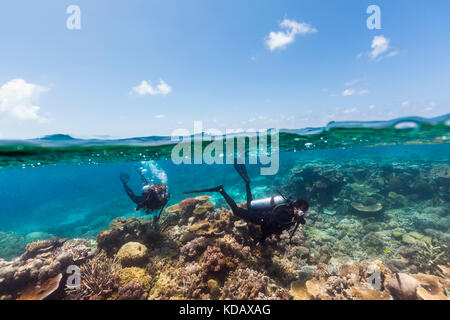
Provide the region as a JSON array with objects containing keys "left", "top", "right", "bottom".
[
  {"left": 345, "top": 79, "right": 364, "bottom": 87},
  {"left": 402, "top": 101, "right": 410, "bottom": 107},
  {"left": 265, "top": 19, "right": 317, "bottom": 51},
  {"left": 342, "top": 88, "right": 369, "bottom": 96},
  {"left": 369, "top": 105, "right": 375, "bottom": 109},
  {"left": 342, "top": 89, "right": 356, "bottom": 96},
  {"left": 369, "top": 36, "right": 399, "bottom": 61},
  {"left": 370, "top": 35, "right": 393, "bottom": 60},
  {"left": 388, "top": 50, "right": 399, "bottom": 57},
  {"left": 132, "top": 79, "right": 172, "bottom": 96},
  {"left": 0, "top": 79, "right": 48, "bottom": 122},
  {"left": 155, "top": 114, "right": 166, "bottom": 119},
  {"left": 358, "top": 89, "right": 369, "bottom": 95},
  {"left": 343, "top": 108, "right": 358, "bottom": 114}
]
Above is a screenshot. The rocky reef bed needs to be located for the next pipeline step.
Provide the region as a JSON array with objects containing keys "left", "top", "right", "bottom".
[
  {"left": 0, "top": 195, "right": 446, "bottom": 300},
  {"left": 281, "top": 159, "right": 449, "bottom": 276},
  {"left": 0, "top": 160, "right": 448, "bottom": 300}
]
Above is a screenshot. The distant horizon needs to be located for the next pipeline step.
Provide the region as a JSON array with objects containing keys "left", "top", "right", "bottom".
[{"left": 1, "top": 112, "right": 448, "bottom": 141}]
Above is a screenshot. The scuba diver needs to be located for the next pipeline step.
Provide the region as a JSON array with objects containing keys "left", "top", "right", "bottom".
[
  {"left": 184, "top": 163, "right": 309, "bottom": 243},
  {"left": 120, "top": 169, "right": 169, "bottom": 225}
]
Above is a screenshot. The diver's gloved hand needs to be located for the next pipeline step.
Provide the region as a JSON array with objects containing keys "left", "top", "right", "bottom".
[
  {"left": 299, "top": 216, "right": 306, "bottom": 225},
  {"left": 294, "top": 209, "right": 307, "bottom": 225},
  {"left": 120, "top": 172, "right": 130, "bottom": 184}
]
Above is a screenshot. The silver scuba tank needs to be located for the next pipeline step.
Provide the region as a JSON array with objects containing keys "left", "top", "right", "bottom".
[{"left": 249, "top": 195, "right": 287, "bottom": 210}]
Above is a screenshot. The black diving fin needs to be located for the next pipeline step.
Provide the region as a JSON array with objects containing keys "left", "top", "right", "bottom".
[{"left": 234, "top": 163, "right": 250, "bottom": 184}]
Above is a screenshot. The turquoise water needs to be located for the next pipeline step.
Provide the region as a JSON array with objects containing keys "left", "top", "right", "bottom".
[{"left": 0, "top": 115, "right": 449, "bottom": 262}]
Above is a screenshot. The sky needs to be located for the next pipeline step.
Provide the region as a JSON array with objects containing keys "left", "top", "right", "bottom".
[{"left": 0, "top": 0, "right": 449, "bottom": 139}]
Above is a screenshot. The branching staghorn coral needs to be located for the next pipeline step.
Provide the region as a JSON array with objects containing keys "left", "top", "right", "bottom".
[
  {"left": 66, "top": 252, "right": 121, "bottom": 300},
  {"left": 415, "top": 242, "right": 448, "bottom": 276}
]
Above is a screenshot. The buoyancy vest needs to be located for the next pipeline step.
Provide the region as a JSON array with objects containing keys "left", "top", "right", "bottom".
[{"left": 250, "top": 195, "right": 296, "bottom": 230}]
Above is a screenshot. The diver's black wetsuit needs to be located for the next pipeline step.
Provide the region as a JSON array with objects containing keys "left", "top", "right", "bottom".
[
  {"left": 185, "top": 164, "right": 305, "bottom": 242},
  {"left": 121, "top": 170, "right": 169, "bottom": 220}
]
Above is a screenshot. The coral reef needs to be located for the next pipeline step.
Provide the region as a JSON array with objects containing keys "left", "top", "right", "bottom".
[
  {"left": 118, "top": 267, "right": 151, "bottom": 300},
  {"left": 118, "top": 280, "right": 148, "bottom": 300},
  {"left": 0, "top": 238, "right": 95, "bottom": 300},
  {"left": 117, "top": 242, "right": 148, "bottom": 267},
  {"left": 0, "top": 159, "right": 448, "bottom": 300},
  {"left": 97, "top": 218, "right": 155, "bottom": 254},
  {"left": 201, "top": 246, "right": 226, "bottom": 274},
  {"left": 0, "top": 232, "right": 26, "bottom": 260},
  {"left": 222, "top": 267, "right": 291, "bottom": 300},
  {"left": 17, "top": 273, "right": 63, "bottom": 300},
  {"left": 66, "top": 252, "right": 121, "bottom": 300},
  {"left": 119, "top": 267, "right": 152, "bottom": 289}
]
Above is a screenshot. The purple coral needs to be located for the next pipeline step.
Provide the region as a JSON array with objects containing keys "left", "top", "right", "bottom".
[
  {"left": 179, "top": 237, "right": 207, "bottom": 264},
  {"left": 201, "top": 245, "right": 226, "bottom": 274},
  {"left": 118, "top": 280, "right": 148, "bottom": 300},
  {"left": 222, "top": 268, "right": 267, "bottom": 300}
]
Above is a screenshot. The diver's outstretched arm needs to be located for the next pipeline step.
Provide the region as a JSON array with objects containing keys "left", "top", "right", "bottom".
[
  {"left": 120, "top": 173, "right": 141, "bottom": 204},
  {"left": 135, "top": 167, "right": 149, "bottom": 186},
  {"left": 123, "top": 183, "right": 141, "bottom": 205}
]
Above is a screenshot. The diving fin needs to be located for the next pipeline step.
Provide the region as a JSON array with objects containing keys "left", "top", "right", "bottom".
[
  {"left": 184, "top": 185, "right": 223, "bottom": 194},
  {"left": 234, "top": 163, "right": 250, "bottom": 184}
]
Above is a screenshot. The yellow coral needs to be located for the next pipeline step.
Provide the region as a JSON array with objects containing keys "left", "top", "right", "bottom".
[
  {"left": 290, "top": 280, "right": 309, "bottom": 300},
  {"left": 193, "top": 206, "right": 208, "bottom": 216},
  {"left": 225, "top": 256, "right": 236, "bottom": 269},
  {"left": 148, "top": 274, "right": 173, "bottom": 299},
  {"left": 207, "top": 279, "right": 220, "bottom": 298},
  {"left": 119, "top": 267, "right": 152, "bottom": 291}
]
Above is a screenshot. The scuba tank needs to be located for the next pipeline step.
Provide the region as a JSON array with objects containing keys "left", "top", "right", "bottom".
[
  {"left": 249, "top": 195, "right": 287, "bottom": 210},
  {"left": 250, "top": 190, "right": 304, "bottom": 244}
]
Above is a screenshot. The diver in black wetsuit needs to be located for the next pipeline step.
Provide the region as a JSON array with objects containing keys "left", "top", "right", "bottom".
[
  {"left": 120, "top": 169, "right": 169, "bottom": 225},
  {"left": 185, "top": 164, "right": 309, "bottom": 243}
]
